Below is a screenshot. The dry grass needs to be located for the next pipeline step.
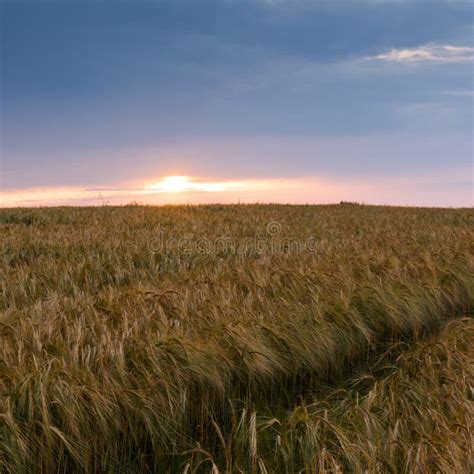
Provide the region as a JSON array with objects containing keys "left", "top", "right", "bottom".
[
  {"left": 183, "top": 317, "right": 473, "bottom": 473},
  {"left": 0, "top": 203, "right": 472, "bottom": 472}
]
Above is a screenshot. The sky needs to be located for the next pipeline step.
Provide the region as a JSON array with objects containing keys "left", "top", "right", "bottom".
[{"left": 1, "top": 0, "right": 473, "bottom": 207}]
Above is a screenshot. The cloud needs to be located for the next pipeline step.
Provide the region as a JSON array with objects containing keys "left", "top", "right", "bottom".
[
  {"left": 370, "top": 44, "right": 474, "bottom": 64},
  {"left": 444, "top": 90, "right": 474, "bottom": 97}
]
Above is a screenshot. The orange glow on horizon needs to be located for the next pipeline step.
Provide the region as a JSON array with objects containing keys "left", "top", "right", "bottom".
[
  {"left": 0, "top": 176, "right": 306, "bottom": 207},
  {"left": 1, "top": 172, "right": 471, "bottom": 208}
]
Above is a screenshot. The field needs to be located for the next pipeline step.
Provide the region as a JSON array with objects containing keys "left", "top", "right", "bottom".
[{"left": 0, "top": 204, "right": 472, "bottom": 473}]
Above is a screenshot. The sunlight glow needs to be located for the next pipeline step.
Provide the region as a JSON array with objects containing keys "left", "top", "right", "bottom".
[
  {"left": 1, "top": 168, "right": 470, "bottom": 207},
  {"left": 145, "top": 176, "right": 228, "bottom": 193},
  {"left": 150, "top": 176, "right": 192, "bottom": 193}
]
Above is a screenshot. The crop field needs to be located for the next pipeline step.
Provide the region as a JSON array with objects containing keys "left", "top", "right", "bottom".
[{"left": 0, "top": 203, "right": 473, "bottom": 473}]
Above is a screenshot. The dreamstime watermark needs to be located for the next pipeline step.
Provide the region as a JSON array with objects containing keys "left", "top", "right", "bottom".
[{"left": 149, "top": 221, "right": 318, "bottom": 255}]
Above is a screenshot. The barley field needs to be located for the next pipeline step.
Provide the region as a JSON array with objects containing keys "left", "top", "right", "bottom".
[{"left": 0, "top": 204, "right": 472, "bottom": 473}]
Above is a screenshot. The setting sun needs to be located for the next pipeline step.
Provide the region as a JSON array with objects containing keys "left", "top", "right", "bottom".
[
  {"left": 144, "top": 175, "right": 230, "bottom": 194},
  {"left": 149, "top": 175, "right": 192, "bottom": 193}
]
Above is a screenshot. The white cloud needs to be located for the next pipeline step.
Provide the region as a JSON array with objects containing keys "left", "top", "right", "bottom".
[
  {"left": 444, "top": 90, "right": 474, "bottom": 97},
  {"left": 370, "top": 44, "right": 474, "bottom": 64}
]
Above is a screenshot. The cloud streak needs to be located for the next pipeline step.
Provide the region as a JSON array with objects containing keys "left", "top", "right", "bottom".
[
  {"left": 371, "top": 44, "right": 474, "bottom": 64},
  {"left": 444, "top": 90, "right": 474, "bottom": 97}
]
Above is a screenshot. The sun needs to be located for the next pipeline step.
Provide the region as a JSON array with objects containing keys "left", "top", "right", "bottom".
[
  {"left": 144, "top": 175, "right": 244, "bottom": 194},
  {"left": 146, "top": 175, "right": 192, "bottom": 193},
  {"left": 160, "top": 176, "right": 191, "bottom": 192}
]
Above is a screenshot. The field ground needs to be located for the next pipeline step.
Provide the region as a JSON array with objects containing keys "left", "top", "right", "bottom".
[{"left": 0, "top": 204, "right": 472, "bottom": 472}]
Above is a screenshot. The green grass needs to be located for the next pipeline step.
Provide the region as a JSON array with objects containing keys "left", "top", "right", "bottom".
[{"left": 0, "top": 204, "right": 472, "bottom": 472}]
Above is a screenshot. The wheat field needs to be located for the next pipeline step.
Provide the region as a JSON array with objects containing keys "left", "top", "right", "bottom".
[{"left": 0, "top": 204, "right": 472, "bottom": 473}]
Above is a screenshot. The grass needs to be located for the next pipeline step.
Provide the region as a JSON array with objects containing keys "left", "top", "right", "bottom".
[
  {"left": 182, "top": 317, "right": 474, "bottom": 473},
  {"left": 0, "top": 203, "right": 472, "bottom": 472}
]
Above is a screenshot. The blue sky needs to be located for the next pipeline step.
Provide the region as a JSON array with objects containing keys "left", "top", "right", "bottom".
[{"left": 1, "top": 0, "right": 473, "bottom": 206}]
